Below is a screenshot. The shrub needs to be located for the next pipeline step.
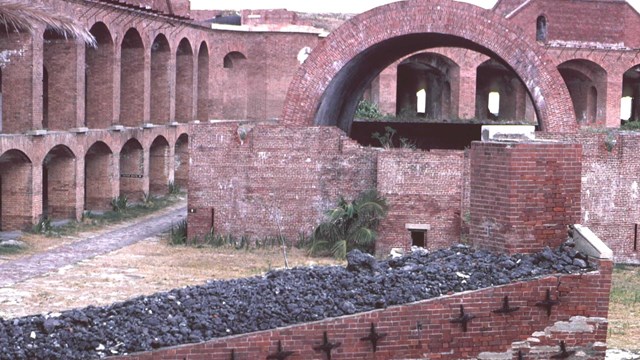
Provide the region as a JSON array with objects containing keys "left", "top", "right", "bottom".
[
  {"left": 355, "top": 100, "right": 384, "bottom": 119},
  {"left": 169, "top": 220, "right": 188, "bottom": 245},
  {"left": 111, "top": 195, "right": 128, "bottom": 212},
  {"left": 309, "top": 189, "right": 388, "bottom": 259}
]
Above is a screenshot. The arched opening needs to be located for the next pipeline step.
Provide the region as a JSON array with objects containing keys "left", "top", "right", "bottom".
[
  {"left": 475, "top": 59, "right": 534, "bottom": 122},
  {"left": 0, "top": 150, "right": 33, "bottom": 230},
  {"left": 558, "top": 59, "right": 607, "bottom": 124},
  {"left": 42, "top": 145, "right": 77, "bottom": 221},
  {"left": 149, "top": 136, "right": 170, "bottom": 196},
  {"left": 175, "top": 38, "right": 194, "bottom": 122},
  {"left": 282, "top": 0, "right": 576, "bottom": 133},
  {"left": 43, "top": 30, "right": 77, "bottom": 130},
  {"left": 150, "top": 34, "right": 171, "bottom": 123},
  {"left": 119, "top": 139, "right": 144, "bottom": 201},
  {"left": 119, "top": 28, "right": 145, "bottom": 127},
  {"left": 395, "top": 52, "right": 460, "bottom": 120},
  {"left": 222, "top": 51, "right": 248, "bottom": 119},
  {"left": 536, "top": 16, "right": 547, "bottom": 42},
  {"left": 42, "top": 66, "right": 49, "bottom": 129},
  {"left": 174, "top": 133, "right": 189, "bottom": 189},
  {"left": 84, "top": 142, "right": 113, "bottom": 211},
  {"left": 197, "top": 41, "right": 210, "bottom": 120},
  {"left": 622, "top": 65, "right": 640, "bottom": 123},
  {"left": 85, "top": 22, "right": 115, "bottom": 129}
]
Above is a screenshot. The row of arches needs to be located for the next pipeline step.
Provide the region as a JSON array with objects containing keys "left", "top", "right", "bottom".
[
  {"left": 385, "top": 51, "right": 618, "bottom": 125},
  {"left": 0, "top": 134, "right": 188, "bottom": 231}
]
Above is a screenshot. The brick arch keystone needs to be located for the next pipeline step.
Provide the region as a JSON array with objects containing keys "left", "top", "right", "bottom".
[{"left": 281, "top": 0, "right": 577, "bottom": 133}]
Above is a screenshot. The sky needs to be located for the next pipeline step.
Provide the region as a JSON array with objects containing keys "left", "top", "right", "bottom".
[{"left": 190, "top": 0, "right": 640, "bottom": 13}]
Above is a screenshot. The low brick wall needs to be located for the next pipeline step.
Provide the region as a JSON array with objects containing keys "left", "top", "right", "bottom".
[{"left": 111, "top": 259, "right": 612, "bottom": 360}]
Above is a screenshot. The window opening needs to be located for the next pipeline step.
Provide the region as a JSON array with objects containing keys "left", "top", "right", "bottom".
[
  {"left": 416, "top": 88, "right": 426, "bottom": 114},
  {"left": 621, "top": 96, "right": 633, "bottom": 121},
  {"left": 536, "top": 16, "right": 547, "bottom": 42},
  {"left": 634, "top": 224, "right": 638, "bottom": 251},
  {"left": 488, "top": 91, "right": 500, "bottom": 117},
  {"left": 411, "top": 230, "right": 426, "bottom": 248}
]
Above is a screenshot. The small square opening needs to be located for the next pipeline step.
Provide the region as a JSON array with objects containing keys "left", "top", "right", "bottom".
[{"left": 411, "top": 230, "right": 426, "bottom": 248}]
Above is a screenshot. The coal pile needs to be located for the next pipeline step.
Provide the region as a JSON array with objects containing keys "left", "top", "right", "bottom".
[{"left": 0, "top": 242, "right": 595, "bottom": 360}]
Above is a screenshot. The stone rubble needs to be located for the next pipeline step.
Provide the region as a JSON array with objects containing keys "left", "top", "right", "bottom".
[{"left": 0, "top": 242, "right": 595, "bottom": 360}]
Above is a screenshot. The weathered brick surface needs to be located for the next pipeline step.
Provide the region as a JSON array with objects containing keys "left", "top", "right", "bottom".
[
  {"left": 187, "top": 123, "right": 377, "bottom": 241},
  {"left": 111, "top": 259, "right": 612, "bottom": 360},
  {"left": 538, "top": 131, "right": 640, "bottom": 263},
  {"left": 377, "top": 149, "right": 464, "bottom": 253},
  {"left": 469, "top": 141, "right": 582, "bottom": 254}
]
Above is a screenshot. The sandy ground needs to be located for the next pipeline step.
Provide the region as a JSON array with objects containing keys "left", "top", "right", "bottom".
[{"left": 0, "top": 233, "right": 340, "bottom": 319}]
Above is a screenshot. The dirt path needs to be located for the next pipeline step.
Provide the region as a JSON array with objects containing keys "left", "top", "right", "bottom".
[{"left": 0, "top": 204, "right": 186, "bottom": 287}]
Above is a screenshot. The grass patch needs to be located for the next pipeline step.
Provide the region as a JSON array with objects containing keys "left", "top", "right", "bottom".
[
  {"left": 33, "top": 194, "right": 185, "bottom": 237},
  {"left": 608, "top": 263, "right": 640, "bottom": 349},
  {"left": 0, "top": 245, "right": 25, "bottom": 256}
]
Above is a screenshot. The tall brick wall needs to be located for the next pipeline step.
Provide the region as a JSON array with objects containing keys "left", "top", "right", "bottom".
[
  {"left": 469, "top": 141, "right": 582, "bottom": 254},
  {"left": 187, "top": 123, "right": 377, "bottom": 241},
  {"left": 377, "top": 149, "right": 464, "bottom": 253},
  {"left": 538, "top": 131, "right": 640, "bottom": 263},
  {"left": 112, "top": 260, "right": 612, "bottom": 360}
]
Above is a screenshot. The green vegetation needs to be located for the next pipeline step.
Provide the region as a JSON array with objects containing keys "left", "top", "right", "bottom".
[
  {"left": 31, "top": 193, "right": 183, "bottom": 237},
  {"left": 168, "top": 181, "right": 181, "bottom": 195},
  {"left": 621, "top": 121, "right": 640, "bottom": 131},
  {"left": 111, "top": 195, "right": 128, "bottom": 212},
  {"left": 371, "top": 126, "right": 416, "bottom": 149},
  {"left": 355, "top": 100, "right": 384, "bottom": 119},
  {"left": 608, "top": 264, "right": 640, "bottom": 348},
  {"left": 308, "top": 189, "right": 388, "bottom": 259}
]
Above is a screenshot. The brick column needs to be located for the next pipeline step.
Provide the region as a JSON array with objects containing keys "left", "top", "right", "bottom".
[{"left": 469, "top": 140, "right": 582, "bottom": 254}]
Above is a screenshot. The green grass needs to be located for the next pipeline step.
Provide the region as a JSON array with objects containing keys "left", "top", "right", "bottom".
[
  {"left": 610, "top": 264, "right": 640, "bottom": 305},
  {"left": 608, "top": 263, "right": 640, "bottom": 349},
  {"left": 0, "top": 245, "right": 25, "bottom": 256},
  {"left": 35, "top": 193, "right": 185, "bottom": 237}
]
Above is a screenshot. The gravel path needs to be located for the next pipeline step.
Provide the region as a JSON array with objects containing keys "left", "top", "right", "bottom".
[{"left": 0, "top": 204, "right": 187, "bottom": 287}]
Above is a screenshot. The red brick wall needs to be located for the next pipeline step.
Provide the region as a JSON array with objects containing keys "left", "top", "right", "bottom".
[
  {"left": 377, "top": 149, "right": 464, "bottom": 254},
  {"left": 538, "top": 131, "right": 640, "bottom": 263},
  {"left": 187, "top": 123, "right": 377, "bottom": 241},
  {"left": 469, "top": 141, "right": 582, "bottom": 254},
  {"left": 111, "top": 260, "right": 612, "bottom": 360}
]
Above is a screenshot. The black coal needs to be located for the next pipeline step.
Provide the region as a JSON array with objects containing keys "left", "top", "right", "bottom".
[{"left": 0, "top": 242, "right": 595, "bottom": 359}]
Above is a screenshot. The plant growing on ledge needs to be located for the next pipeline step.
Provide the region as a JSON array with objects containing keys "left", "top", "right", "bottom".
[
  {"left": 309, "top": 189, "right": 388, "bottom": 259},
  {"left": 355, "top": 100, "right": 384, "bottom": 119}
]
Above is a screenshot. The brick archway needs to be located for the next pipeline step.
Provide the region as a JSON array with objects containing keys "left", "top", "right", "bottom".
[{"left": 282, "top": 0, "right": 576, "bottom": 133}]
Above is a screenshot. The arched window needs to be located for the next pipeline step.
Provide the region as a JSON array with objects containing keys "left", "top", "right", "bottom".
[
  {"left": 416, "top": 89, "right": 426, "bottom": 114},
  {"left": 536, "top": 16, "right": 547, "bottom": 42},
  {"left": 488, "top": 91, "right": 500, "bottom": 117}
]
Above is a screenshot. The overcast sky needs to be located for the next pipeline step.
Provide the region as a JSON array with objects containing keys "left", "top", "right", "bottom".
[{"left": 190, "top": 0, "right": 640, "bottom": 13}]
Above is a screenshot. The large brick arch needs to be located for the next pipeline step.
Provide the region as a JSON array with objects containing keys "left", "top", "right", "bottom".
[{"left": 282, "top": 0, "right": 577, "bottom": 133}]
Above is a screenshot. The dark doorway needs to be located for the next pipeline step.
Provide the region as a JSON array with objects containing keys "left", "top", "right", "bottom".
[{"left": 411, "top": 230, "right": 426, "bottom": 248}]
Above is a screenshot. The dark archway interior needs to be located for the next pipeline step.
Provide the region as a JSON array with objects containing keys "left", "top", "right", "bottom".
[
  {"left": 395, "top": 52, "right": 459, "bottom": 120},
  {"left": 150, "top": 34, "right": 171, "bottom": 123},
  {"left": 43, "top": 145, "right": 76, "bottom": 220},
  {"left": 85, "top": 142, "right": 113, "bottom": 211},
  {"left": 0, "top": 150, "right": 32, "bottom": 230},
  {"left": 314, "top": 33, "right": 540, "bottom": 134}
]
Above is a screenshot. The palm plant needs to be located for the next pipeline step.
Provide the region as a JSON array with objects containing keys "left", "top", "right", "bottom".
[{"left": 309, "top": 189, "right": 388, "bottom": 259}]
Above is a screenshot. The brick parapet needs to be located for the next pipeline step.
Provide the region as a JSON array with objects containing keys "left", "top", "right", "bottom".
[
  {"left": 469, "top": 141, "right": 582, "bottom": 254},
  {"left": 110, "top": 265, "right": 611, "bottom": 360}
]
